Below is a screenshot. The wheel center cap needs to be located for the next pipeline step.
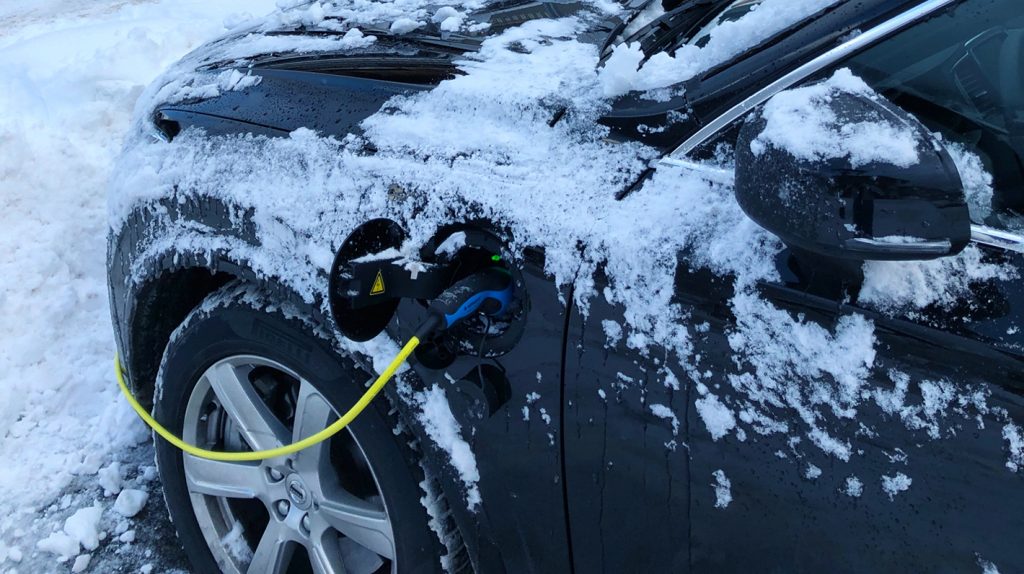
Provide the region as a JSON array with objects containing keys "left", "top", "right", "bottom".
[{"left": 286, "top": 475, "right": 312, "bottom": 510}]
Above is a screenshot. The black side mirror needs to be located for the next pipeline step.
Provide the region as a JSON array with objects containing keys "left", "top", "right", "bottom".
[{"left": 734, "top": 85, "right": 972, "bottom": 261}]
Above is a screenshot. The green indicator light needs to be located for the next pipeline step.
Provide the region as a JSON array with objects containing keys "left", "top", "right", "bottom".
[{"left": 491, "top": 254, "right": 502, "bottom": 262}]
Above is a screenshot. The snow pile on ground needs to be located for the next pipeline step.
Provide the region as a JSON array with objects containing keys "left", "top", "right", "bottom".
[{"left": 0, "top": 0, "right": 277, "bottom": 570}]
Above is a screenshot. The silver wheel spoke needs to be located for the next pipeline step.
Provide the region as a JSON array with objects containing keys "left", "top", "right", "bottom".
[
  {"left": 308, "top": 535, "right": 346, "bottom": 574},
  {"left": 292, "top": 381, "right": 335, "bottom": 481},
  {"left": 320, "top": 495, "right": 395, "bottom": 560},
  {"left": 207, "top": 362, "right": 290, "bottom": 451},
  {"left": 184, "top": 454, "right": 265, "bottom": 499},
  {"left": 248, "top": 521, "right": 295, "bottom": 574}
]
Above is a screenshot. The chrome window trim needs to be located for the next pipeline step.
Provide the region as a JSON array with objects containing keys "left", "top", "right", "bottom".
[
  {"left": 971, "top": 225, "right": 1024, "bottom": 254},
  {"left": 661, "top": 0, "right": 958, "bottom": 160}
]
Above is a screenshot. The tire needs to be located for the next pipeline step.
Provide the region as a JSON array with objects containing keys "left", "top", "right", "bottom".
[{"left": 152, "top": 284, "right": 449, "bottom": 574}]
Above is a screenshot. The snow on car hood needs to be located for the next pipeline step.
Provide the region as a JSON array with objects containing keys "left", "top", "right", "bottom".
[{"left": 110, "top": 0, "right": 1020, "bottom": 511}]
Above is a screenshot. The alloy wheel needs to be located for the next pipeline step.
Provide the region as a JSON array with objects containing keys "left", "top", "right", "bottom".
[{"left": 180, "top": 355, "right": 396, "bottom": 574}]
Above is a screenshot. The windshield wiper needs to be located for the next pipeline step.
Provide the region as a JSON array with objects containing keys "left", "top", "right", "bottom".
[{"left": 633, "top": 0, "right": 732, "bottom": 57}]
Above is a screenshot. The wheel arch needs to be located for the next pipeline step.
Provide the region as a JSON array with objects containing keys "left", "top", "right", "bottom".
[
  {"left": 110, "top": 193, "right": 332, "bottom": 404},
  {"left": 109, "top": 197, "right": 489, "bottom": 571},
  {"left": 124, "top": 264, "right": 233, "bottom": 406}
]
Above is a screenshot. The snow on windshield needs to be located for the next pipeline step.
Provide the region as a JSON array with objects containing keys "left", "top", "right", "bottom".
[{"left": 600, "top": 0, "right": 842, "bottom": 96}]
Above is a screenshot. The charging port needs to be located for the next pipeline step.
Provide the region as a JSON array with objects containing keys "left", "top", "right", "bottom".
[{"left": 329, "top": 223, "right": 529, "bottom": 363}]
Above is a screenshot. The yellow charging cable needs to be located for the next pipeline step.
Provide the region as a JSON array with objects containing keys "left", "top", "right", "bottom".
[{"left": 115, "top": 337, "right": 421, "bottom": 462}]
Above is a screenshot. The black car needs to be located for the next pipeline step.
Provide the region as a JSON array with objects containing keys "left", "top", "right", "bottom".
[{"left": 108, "top": 0, "right": 1024, "bottom": 572}]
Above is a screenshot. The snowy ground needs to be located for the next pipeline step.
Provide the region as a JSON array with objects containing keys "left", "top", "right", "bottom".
[{"left": 0, "top": 2, "right": 277, "bottom": 571}]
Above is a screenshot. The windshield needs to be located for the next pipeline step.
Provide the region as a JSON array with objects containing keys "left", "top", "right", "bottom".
[
  {"left": 601, "top": 0, "right": 841, "bottom": 96},
  {"left": 686, "top": 0, "right": 765, "bottom": 48}
]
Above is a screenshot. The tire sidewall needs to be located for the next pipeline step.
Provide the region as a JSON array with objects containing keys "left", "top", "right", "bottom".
[{"left": 153, "top": 290, "right": 442, "bottom": 574}]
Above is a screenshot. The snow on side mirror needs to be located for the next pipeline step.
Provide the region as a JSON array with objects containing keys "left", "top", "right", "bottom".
[{"left": 733, "top": 70, "right": 972, "bottom": 261}]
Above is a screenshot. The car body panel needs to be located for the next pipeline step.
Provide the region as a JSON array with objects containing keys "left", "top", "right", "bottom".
[
  {"left": 562, "top": 245, "right": 1023, "bottom": 572},
  {"left": 161, "top": 69, "right": 435, "bottom": 139},
  {"left": 563, "top": 295, "right": 692, "bottom": 573},
  {"left": 684, "top": 249, "right": 1024, "bottom": 572},
  {"left": 391, "top": 253, "right": 575, "bottom": 574}
]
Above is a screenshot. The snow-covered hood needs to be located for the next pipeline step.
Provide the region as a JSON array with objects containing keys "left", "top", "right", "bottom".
[
  {"left": 126, "top": 0, "right": 611, "bottom": 141},
  {"left": 170, "top": 0, "right": 612, "bottom": 73}
]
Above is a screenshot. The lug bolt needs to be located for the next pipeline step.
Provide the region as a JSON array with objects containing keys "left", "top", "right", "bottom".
[
  {"left": 300, "top": 514, "right": 311, "bottom": 536},
  {"left": 276, "top": 500, "right": 290, "bottom": 517},
  {"left": 267, "top": 468, "right": 284, "bottom": 482}
]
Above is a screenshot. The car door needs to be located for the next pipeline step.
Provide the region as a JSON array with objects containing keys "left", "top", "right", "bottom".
[
  {"left": 678, "top": 0, "right": 1024, "bottom": 571},
  {"left": 559, "top": 2, "right": 901, "bottom": 571}
]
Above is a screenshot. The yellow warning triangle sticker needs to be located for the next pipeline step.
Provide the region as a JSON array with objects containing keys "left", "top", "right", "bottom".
[{"left": 369, "top": 270, "right": 386, "bottom": 296}]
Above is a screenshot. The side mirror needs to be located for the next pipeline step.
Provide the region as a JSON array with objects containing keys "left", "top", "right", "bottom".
[{"left": 734, "top": 84, "right": 972, "bottom": 261}]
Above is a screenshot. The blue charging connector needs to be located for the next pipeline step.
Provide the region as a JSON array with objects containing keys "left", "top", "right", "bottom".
[{"left": 414, "top": 267, "right": 515, "bottom": 338}]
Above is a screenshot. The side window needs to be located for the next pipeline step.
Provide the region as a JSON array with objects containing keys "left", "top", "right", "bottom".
[{"left": 841, "top": 0, "right": 1024, "bottom": 232}]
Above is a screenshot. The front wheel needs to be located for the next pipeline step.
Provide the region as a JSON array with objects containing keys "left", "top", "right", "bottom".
[{"left": 152, "top": 285, "right": 449, "bottom": 574}]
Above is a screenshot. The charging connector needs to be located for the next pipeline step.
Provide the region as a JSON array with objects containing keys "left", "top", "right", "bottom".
[{"left": 414, "top": 267, "right": 515, "bottom": 339}]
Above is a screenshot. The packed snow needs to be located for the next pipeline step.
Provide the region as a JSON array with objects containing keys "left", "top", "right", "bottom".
[
  {"left": 978, "top": 556, "right": 1003, "bottom": 574},
  {"left": 842, "top": 476, "right": 864, "bottom": 497},
  {"left": 804, "top": 464, "right": 822, "bottom": 480},
  {"left": 409, "top": 385, "right": 482, "bottom": 510},
  {"left": 113, "top": 489, "right": 149, "bottom": 518},
  {"left": 0, "top": 0, "right": 278, "bottom": 570},
  {"left": 1002, "top": 423, "right": 1024, "bottom": 472},
  {"left": 711, "top": 469, "right": 732, "bottom": 509},
  {"left": 694, "top": 383, "right": 737, "bottom": 441},
  {"left": 649, "top": 403, "right": 680, "bottom": 435},
  {"left": 880, "top": 472, "right": 912, "bottom": 500}
]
